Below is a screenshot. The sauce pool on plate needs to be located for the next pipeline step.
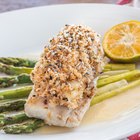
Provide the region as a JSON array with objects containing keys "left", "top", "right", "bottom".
[{"left": 35, "top": 85, "right": 140, "bottom": 134}]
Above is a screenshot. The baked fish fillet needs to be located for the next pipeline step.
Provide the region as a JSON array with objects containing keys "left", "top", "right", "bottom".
[{"left": 25, "top": 25, "right": 104, "bottom": 127}]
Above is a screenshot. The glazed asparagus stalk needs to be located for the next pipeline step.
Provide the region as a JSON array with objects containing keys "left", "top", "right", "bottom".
[
  {"left": 96, "top": 79, "right": 128, "bottom": 96},
  {"left": 0, "top": 98, "right": 26, "bottom": 113},
  {"left": 3, "top": 119, "right": 45, "bottom": 134},
  {"left": 98, "top": 75, "right": 109, "bottom": 80},
  {"left": 0, "top": 74, "right": 32, "bottom": 88},
  {"left": 0, "top": 57, "right": 36, "bottom": 67},
  {"left": 0, "top": 114, "right": 4, "bottom": 117},
  {"left": 0, "top": 111, "right": 29, "bottom": 127},
  {"left": 0, "top": 115, "right": 4, "bottom": 127},
  {"left": 0, "top": 63, "right": 33, "bottom": 75},
  {"left": 99, "top": 69, "right": 130, "bottom": 79},
  {"left": 104, "top": 63, "right": 135, "bottom": 71},
  {"left": 97, "top": 70, "right": 140, "bottom": 87},
  {"left": 0, "top": 86, "right": 32, "bottom": 100},
  {"left": 91, "top": 78, "right": 140, "bottom": 106},
  {"left": 101, "top": 70, "right": 130, "bottom": 76}
]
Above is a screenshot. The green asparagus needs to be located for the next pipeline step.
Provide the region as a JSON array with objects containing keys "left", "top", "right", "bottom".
[
  {"left": 0, "top": 86, "right": 32, "bottom": 100},
  {"left": 0, "top": 57, "right": 36, "bottom": 67},
  {"left": 0, "top": 98, "right": 26, "bottom": 113},
  {"left": 0, "top": 63, "right": 33, "bottom": 75},
  {"left": 97, "top": 70, "right": 140, "bottom": 87},
  {"left": 98, "top": 75, "right": 109, "bottom": 80},
  {"left": 0, "top": 115, "right": 4, "bottom": 127},
  {"left": 0, "top": 111, "right": 29, "bottom": 127},
  {"left": 96, "top": 79, "right": 128, "bottom": 96},
  {"left": 3, "top": 119, "right": 45, "bottom": 134},
  {"left": 0, "top": 114, "right": 4, "bottom": 117},
  {"left": 101, "top": 70, "right": 130, "bottom": 76},
  {"left": 0, "top": 74, "right": 32, "bottom": 88},
  {"left": 0, "top": 111, "right": 11, "bottom": 117},
  {"left": 104, "top": 63, "right": 135, "bottom": 71},
  {"left": 91, "top": 78, "right": 140, "bottom": 106}
]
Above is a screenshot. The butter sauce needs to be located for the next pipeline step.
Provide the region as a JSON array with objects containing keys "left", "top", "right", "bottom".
[{"left": 35, "top": 85, "right": 140, "bottom": 134}]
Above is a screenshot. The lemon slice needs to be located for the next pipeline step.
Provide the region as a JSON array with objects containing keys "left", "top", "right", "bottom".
[{"left": 103, "top": 20, "right": 140, "bottom": 62}]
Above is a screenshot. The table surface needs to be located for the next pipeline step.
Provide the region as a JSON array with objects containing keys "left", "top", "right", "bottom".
[{"left": 0, "top": 0, "right": 118, "bottom": 13}]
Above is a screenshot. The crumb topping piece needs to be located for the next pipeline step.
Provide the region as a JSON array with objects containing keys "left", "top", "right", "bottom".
[{"left": 31, "top": 25, "right": 104, "bottom": 109}]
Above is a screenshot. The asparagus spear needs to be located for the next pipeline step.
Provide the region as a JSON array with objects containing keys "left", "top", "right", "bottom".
[
  {"left": 96, "top": 79, "right": 128, "bottom": 96},
  {"left": 0, "top": 115, "right": 4, "bottom": 127},
  {"left": 91, "top": 78, "right": 140, "bottom": 106},
  {"left": 0, "top": 112, "right": 10, "bottom": 118},
  {"left": 0, "top": 98, "right": 26, "bottom": 113},
  {"left": 0, "top": 63, "right": 33, "bottom": 75},
  {"left": 101, "top": 70, "right": 130, "bottom": 76},
  {"left": 0, "top": 86, "right": 32, "bottom": 100},
  {"left": 0, "top": 99, "right": 12, "bottom": 103},
  {"left": 0, "top": 74, "right": 32, "bottom": 88},
  {"left": 0, "top": 57, "right": 36, "bottom": 68},
  {"left": 3, "top": 119, "right": 45, "bottom": 134},
  {"left": 0, "top": 111, "right": 29, "bottom": 127},
  {"left": 0, "top": 112, "right": 13, "bottom": 127},
  {"left": 0, "top": 114, "right": 4, "bottom": 117},
  {"left": 98, "top": 75, "right": 109, "bottom": 80},
  {"left": 104, "top": 64, "right": 135, "bottom": 71},
  {"left": 97, "top": 70, "right": 140, "bottom": 87}
]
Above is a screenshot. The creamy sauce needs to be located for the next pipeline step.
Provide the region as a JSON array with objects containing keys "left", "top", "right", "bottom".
[
  {"left": 35, "top": 85, "right": 140, "bottom": 134},
  {"left": 36, "top": 125, "right": 74, "bottom": 134},
  {"left": 82, "top": 85, "right": 140, "bottom": 125}
]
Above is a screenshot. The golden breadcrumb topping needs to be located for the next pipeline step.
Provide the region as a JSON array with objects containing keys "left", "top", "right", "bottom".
[{"left": 31, "top": 25, "right": 104, "bottom": 109}]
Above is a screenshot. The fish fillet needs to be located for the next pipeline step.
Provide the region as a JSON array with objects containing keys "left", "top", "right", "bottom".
[{"left": 25, "top": 25, "right": 104, "bottom": 127}]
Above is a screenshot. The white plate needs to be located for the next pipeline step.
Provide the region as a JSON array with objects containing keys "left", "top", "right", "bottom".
[{"left": 0, "top": 4, "right": 140, "bottom": 140}]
